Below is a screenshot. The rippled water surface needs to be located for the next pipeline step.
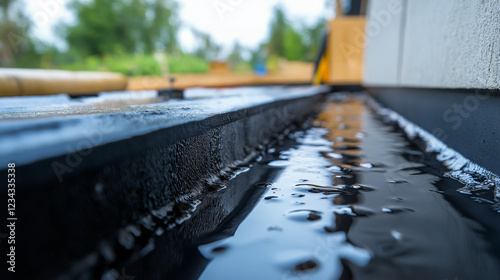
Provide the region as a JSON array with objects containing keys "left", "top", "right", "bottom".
[
  {"left": 131, "top": 97, "right": 500, "bottom": 280},
  {"left": 196, "top": 97, "right": 500, "bottom": 280}
]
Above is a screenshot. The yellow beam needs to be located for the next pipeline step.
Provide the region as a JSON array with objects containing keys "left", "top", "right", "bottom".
[{"left": 327, "top": 16, "right": 366, "bottom": 85}]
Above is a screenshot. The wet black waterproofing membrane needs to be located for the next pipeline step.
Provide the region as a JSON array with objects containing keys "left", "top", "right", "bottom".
[{"left": 1, "top": 90, "right": 499, "bottom": 279}]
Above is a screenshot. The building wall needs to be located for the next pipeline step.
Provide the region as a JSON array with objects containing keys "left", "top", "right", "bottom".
[
  {"left": 364, "top": 0, "right": 500, "bottom": 89},
  {"left": 363, "top": 0, "right": 405, "bottom": 86}
]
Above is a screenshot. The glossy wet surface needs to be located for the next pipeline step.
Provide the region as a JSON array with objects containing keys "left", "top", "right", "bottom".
[
  {"left": 127, "top": 97, "right": 500, "bottom": 280},
  {"left": 191, "top": 97, "right": 500, "bottom": 280},
  {"left": 0, "top": 86, "right": 325, "bottom": 167}
]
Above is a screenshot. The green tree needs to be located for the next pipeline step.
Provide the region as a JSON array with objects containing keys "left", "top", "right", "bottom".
[
  {"left": 191, "top": 28, "right": 221, "bottom": 61},
  {"left": 65, "top": 0, "right": 119, "bottom": 56},
  {"left": 265, "top": 4, "right": 311, "bottom": 61},
  {"left": 283, "top": 25, "right": 306, "bottom": 61},
  {"left": 63, "top": 0, "right": 179, "bottom": 57},
  {"left": 0, "top": 0, "right": 37, "bottom": 67},
  {"left": 227, "top": 41, "right": 252, "bottom": 72},
  {"left": 250, "top": 42, "right": 266, "bottom": 67},
  {"left": 267, "top": 5, "right": 287, "bottom": 57},
  {"left": 148, "top": 0, "right": 179, "bottom": 52},
  {"left": 303, "top": 19, "right": 326, "bottom": 61},
  {"left": 227, "top": 41, "right": 243, "bottom": 67}
]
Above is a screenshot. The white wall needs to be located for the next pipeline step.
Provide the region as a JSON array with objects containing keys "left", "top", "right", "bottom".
[
  {"left": 364, "top": 0, "right": 500, "bottom": 89},
  {"left": 363, "top": 0, "right": 405, "bottom": 86}
]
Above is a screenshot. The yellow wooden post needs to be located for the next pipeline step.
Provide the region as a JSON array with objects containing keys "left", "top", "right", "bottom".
[{"left": 327, "top": 16, "right": 366, "bottom": 85}]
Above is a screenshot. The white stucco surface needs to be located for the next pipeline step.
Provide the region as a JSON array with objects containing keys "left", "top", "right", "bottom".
[
  {"left": 364, "top": 0, "right": 500, "bottom": 89},
  {"left": 363, "top": 0, "right": 406, "bottom": 86}
]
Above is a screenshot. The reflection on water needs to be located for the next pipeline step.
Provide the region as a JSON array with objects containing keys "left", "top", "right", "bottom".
[{"left": 196, "top": 97, "right": 500, "bottom": 280}]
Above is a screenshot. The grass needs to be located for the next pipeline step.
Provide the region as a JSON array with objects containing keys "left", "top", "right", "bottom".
[{"left": 59, "top": 53, "right": 210, "bottom": 76}]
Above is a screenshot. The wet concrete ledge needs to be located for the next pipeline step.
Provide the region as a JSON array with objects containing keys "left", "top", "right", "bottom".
[{"left": 0, "top": 86, "right": 328, "bottom": 279}]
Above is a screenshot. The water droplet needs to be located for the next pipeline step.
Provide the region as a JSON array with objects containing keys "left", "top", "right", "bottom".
[
  {"left": 155, "top": 228, "right": 164, "bottom": 236},
  {"left": 177, "top": 202, "right": 194, "bottom": 212},
  {"left": 326, "top": 165, "right": 354, "bottom": 173},
  {"left": 294, "top": 259, "right": 318, "bottom": 272},
  {"left": 457, "top": 186, "right": 472, "bottom": 194},
  {"left": 391, "top": 230, "right": 403, "bottom": 241},
  {"left": 267, "top": 226, "right": 283, "bottom": 232},
  {"left": 382, "top": 206, "right": 415, "bottom": 214},
  {"left": 327, "top": 166, "right": 342, "bottom": 172},
  {"left": 351, "top": 184, "right": 375, "bottom": 191},
  {"left": 307, "top": 213, "right": 321, "bottom": 221},
  {"left": 118, "top": 229, "right": 136, "bottom": 250},
  {"left": 256, "top": 182, "right": 273, "bottom": 188},
  {"left": 151, "top": 204, "right": 174, "bottom": 219},
  {"left": 99, "top": 241, "right": 116, "bottom": 263},
  {"left": 287, "top": 210, "right": 322, "bottom": 222},
  {"left": 351, "top": 206, "right": 376, "bottom": 217},
  {"left": 268, "top": 160, "right": 288, "bottom": 167},
  {"left": 212, "top": 246, "right": 228, "bottom": 253},
  {"left": 355, "top": 132, "right": 365, "bottom": 139},
  {"left": 324, "top": 226, "right": 336, "bottom": 233},
  {"left": 205, "top": 182, "right": 226, "bottom": 192},
  {"left": 360, "top": 163, "right": 373, "bottom": 168},
  {"left": 335, "top": 174, "right": 354, "bottom": 179},
  {"left": 264, "top": 196, "right": 278, "bottom": 200},
  {"left": 388, "top": 179, "right": 408, "bottom": 184},
  {"left": 328, "top": 152, "right": 344, "bottom": 159}
]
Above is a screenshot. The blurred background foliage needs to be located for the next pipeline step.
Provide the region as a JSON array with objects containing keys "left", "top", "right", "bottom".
[{"left": 0, "top": 0, "right": 326, "bottom": 76}]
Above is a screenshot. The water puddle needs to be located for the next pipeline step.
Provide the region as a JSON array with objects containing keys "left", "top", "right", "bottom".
[
  {"left": 119, "top": 95, "right": 500, "bottom": 280},
  {"left": 194, "top": 97, "right": 500, "bottom": 279}
]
